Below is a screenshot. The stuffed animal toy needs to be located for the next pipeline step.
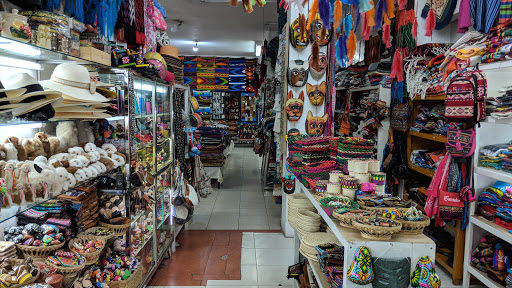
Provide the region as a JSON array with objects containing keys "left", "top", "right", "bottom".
[
  {"left": 101, "top": 143, "right": 117, "bottom": 155},
  {"left": 31, "top": 139, "right": 46, "bottom": 159},
  {"left": 48, "top": 136, "right": 62, "bottom": 155},
  {"left": 96, "top": 162, "right": 107, "bottom": 173},
  {"left": 0, "top": 160, "right": 6, "bottom": 178},
  {"left": 38, "top": 168, "right": 56, "bottom": 198},
  {"left": 88, "top": 165, "right": 99, "bottom": 177},
  {"left": 34, "top": 156, "right": 54, "bottom": 172},
  {"left": 56, "top": 121, "right": 79, "bottom": 150},
  {"left": 88, "top": 151, "right": 100, "bottom": 162},
  {"left": 110, "top": 154, "right": 124, "bottom": 168},
  {"left": 34, "top": 132, "right": 51, "bottom": 157},
  {"left": 84, "top": 143, "right": 98, "bottom": 153},
  {"left": 27, "top": 171, "right": 44, "bottom": 200},
  {"left": 77, "top": 121, "right": 95, "bottom": 144},
  {"left": 5, "top": 136, "right": 27, "bottom": 161},
  {"left": 99, "top": 157, "right": 115, "bottom": 171},
  {"left": 3, "top": 144, "right": 17, "bottom": 161},
  {"left": 114, "top": 152, "right": 127, "bottom": 163},
  {"left": 68, "top": 147, "right": 85, "bottom": 157},
  {"left": 0, "top": 145, "right": 7, "bottom": 161},
  {"left": 54, "top": 167, "right": 68, "bottom": 194},
  {"left": 74, "top": 169, "right": 87, "bottom": 182},
  {"left": 90, "top": 163, "right": 103, "bottom": 175},
  {"left": 67, "top": 158, "right": 82, "bottom": 174},
  {"left": 76, "top": 155, "right": 90, "bottom": 167},
  {"left": 66, "top": 173, "right": 76, "bottom": 188},
  {"left": 17, "top": 163, "right": 34, "bottom": 203},
  {"left": 82, "top": 167, "right": 93, "bottom": 179}
]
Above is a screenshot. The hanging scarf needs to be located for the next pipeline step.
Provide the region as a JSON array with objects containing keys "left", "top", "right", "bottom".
[
  {"left": 65, "top": 0, "right": 85, "bottom": 22},
  {"left": 425, "top": 153, "right": 452, "bottom": 218}
]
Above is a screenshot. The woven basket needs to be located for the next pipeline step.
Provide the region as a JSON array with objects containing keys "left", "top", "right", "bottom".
[
  {"left": 99, "top": 218, "right": 131, "bottom": 236},
  {"left": 16, "top": 241, "right": 65, "bottom": 260},
  {"left": 332, "top": 209, "right": 374, "bottom": 228},
  {"left": 45, "top": 253, "right": 86, "bottom": 277},
  {"left": 105, "top": 264, "right": 143, "bottom": 288},
  {"left": 352, "top": 216, "right": 402, "bottom": 240},
  {"left": 81, "top": 227, "right": 116, "bottom": 241},
  {"left": 357, "top": 201, "right": 395, "bottom": 211},
  {"left": 319, "top": 196, "right": 359, "bottom": 216},
  {"left": 8, "top": 259, "right": 40, "bottom": 288},
  {"left": 399, "top": 216, "right": 431, "bottom": 234},
  {"left": 68, "top": 236, "right": 105, "bottom": 265}
]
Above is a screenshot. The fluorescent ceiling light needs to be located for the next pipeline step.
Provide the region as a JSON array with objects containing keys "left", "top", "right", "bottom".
[
  {"left": 255, "top": 44, "right": 262, "bottom": 57},
  {"left": 0, "top": 56, "right": 41, "bottom": 70},
  {"left": 0, "top": 39, "right": 41, "bottom": 56},
  {"left": 193, "top": 42, "right": 199, "bottom": 52}
]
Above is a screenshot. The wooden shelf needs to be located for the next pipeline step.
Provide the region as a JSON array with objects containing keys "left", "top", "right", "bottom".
[
  {"left": 466, "top": 265, "right": 502, "bottom": 288},
  {"left": 471, "top": 215, "right": 512, "bottom": 246},
  {"left": 408, "top": 163, "right": 435, "bottom": 178},
  {"left": 436, "top": 253, "right": 454, "bottom": 275},
  {"left": 412, "top": 94, "right": 446, "bottom": 100},
  {"left": 309, "top": 259, "right": 330, "bottom": 288},
  {"left": 409, "top": 131, "right": 447, "bottom": 143}
]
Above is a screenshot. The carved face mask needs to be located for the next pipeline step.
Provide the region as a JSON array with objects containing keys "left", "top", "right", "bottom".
[
  {"left": 290, "top": 14, "right": 309, "bottom": 49},
  {"left": 309, "top": 52, "right": 327, "bottom": 80},
  {"left": 305, "top": 111, "right": 328, "bottom": 135},
  {"left": 306, "top": 82, "right": 326, "bottom": 106},
  {"left": 310, "top": 14, "right": 332, "bottom": 46},
  {"left": 282, "top": 174, "right": 295, "bottom": 194},
  {"left": 287, "top": 59, "right": 309, "bottom": 87},
  {"left": 285, "top": 90, "right": 304, "bottom": 122},
  {"left": 372, "top": 257, "right": 411, "bottom": 288}
]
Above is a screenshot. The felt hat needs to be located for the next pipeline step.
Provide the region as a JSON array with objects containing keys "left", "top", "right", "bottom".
[
  {"left": 0, "top": 73, "right": 62, "bottom": 119},
  {"left": 40, "top": 63, "right": 110, "bottom": 103}
]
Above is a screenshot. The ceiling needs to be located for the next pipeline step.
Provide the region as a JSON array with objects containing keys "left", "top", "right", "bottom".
[{"left": 162, "top": 0, "right": 278, "bottom": 57}]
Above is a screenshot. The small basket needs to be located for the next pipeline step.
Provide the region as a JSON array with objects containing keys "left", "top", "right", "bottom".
[
  {"left": 352, "top": 216, "right": 402, "bottom": 240},
  {"left": 104, "top": 264, "right": 143, "bottom": 288},
  {"left": 99, "top": 218, "right": 131, "bottom": 236},
  {"left": 16, "top": 241, "right": 65, "bottom": 260},
  {"left": 332, "top": 209, "right": 374, "bottom": 228},
  {"left": 81, "top": 226, "right": 116, "bottom": 241},
  {"left": 399, "top": 216, "right": 431, "bottom": 234},
  {"left": 8, "top": 259, "right": 40, "bottom": 288},
  {"left": 357, "top": 200, "right": 395, "bottom": 211},
  {"left": 45, "top": 253, "right": 86, "bottom": 277},
  {"left": 319, "top": 196, "right": 359, "bottom": 216},
  {"left": 68, "top": 236, "right": 105, "bottom": 265}
]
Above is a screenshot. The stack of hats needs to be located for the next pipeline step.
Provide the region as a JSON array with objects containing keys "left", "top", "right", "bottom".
[
  {"left": 315, "top": 180, "right": 328, "bottom": 193},
  {"left": 288, "top": 194, "right": 316, "bottom": 230},
  {"left": 299, "top": 232, "right": 340, "bottom": 261},
  {"left": 337, "top": 137, "right": 375, "bottom": 173},
  {"left": 288, "top": 135, "right": 335, "bottom": 186},
  {"left": 295, "top": 211, "right": 322, "bottom": 237},
  {"left": 40, "top": 63, "right": 111, "bottom": 119},
  {"left": 160, "top": 45, "right": 184, "bottom": 84},
  {"left": 327, "top": 170, "right": 343, "bottom": 195},
  {"left": 0, "top": 241, "right": 16, "bottom": 259},
  {"left": 329, "top": 137, "right": 340, "bottom": 161}
]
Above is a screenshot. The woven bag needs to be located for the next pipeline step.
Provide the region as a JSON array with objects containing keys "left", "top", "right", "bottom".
[
  {"left": 339, "top": 96, "right": 351, "bottom": 135},
  {"left": 390, "top": 104, "right": 411, "bottom": 132}
]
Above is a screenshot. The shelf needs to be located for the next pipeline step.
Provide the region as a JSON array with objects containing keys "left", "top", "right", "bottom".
[
  {"left": 412, "top": 95, "right": 446, "bottom": 101},
  {"left": 309, "top": 260, "right": 330, "bottom": 288},
  {"left": 408, "top": 163, "right": 435, "bottom": 178},
  {"left": 466, "top": 265, "right": 501, "bottom": 288},
  {"left": 104, "top": 115, "right": 126, "bottom": 121},
  {"left": 335, "top": 87, "right": 347, "bottom": 91},
  {"left": 155, "top": 160, "right": 173, "bottom": 176},
  {"left": 435, "top": 254, "right": 454, "bottom": 274},
  {"left": 471, "top": 215, "right": 512, "bottom": 245},
  {"left": 475, "top": 166, "right": 512, "bottom": 183},
  {"left": 132, "top": 233, "right": 153, "bottom": 257},
  {"left": 479, "top": 60, "right": 512, "bottom": 71},
  {"left": 409, "top": 131, "right": 447, "bottom": 143},
  {"left": 483, "top": 116, "right": 512, "bottom": 125},
  {"left": 157, "top": 213, "right": 171, "bottom": 229},
  {"left": 350, "top": 86, "right": 380, "bottom": 92}
]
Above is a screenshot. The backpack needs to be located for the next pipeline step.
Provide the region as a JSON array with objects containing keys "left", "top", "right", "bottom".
[{"left": 445, "top": 70, "right": 487, "bottom": 123}]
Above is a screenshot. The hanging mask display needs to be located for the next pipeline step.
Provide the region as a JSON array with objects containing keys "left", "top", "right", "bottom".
[
  {"left": 282, "top": 174, "right": 296, "bottom": 194},
  {"left": 309, "top": 52, "right": 327, "bottom": 80},
  {"left": 305, "top": 111, "right": 328, "bottom": 135},
  {"left": 287, "top": 59, "right": 309, "bottom": 87},
  {"left": 285, "top": 90, "right": 304, "bottom": 122},
  {"left": 290, "top": 14, "right": 310, "bottom": 49},
  {"left": 310, "top": 14, "right": 332, "bottom": 46},
  {"left": 306, "top": 81, "right": 326, "bottom": 106}
]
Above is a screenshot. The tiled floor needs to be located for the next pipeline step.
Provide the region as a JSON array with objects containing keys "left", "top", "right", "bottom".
[{"left": 188, "top": 147, "right": 282, "bottom": 230}]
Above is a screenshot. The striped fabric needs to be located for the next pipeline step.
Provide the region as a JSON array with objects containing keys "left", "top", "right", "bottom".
[
  {"left": 500, "top": 0, "right": 512, "bottom": 24},
  {"left": 471, "top": 0, "right": 501, "bottom": 32}
]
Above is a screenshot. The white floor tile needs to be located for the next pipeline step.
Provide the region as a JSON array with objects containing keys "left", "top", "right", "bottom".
[
  {"left": 240, "top": 208, "right": 268, "bottom": 216},
  {"left": 239, "top": 224, "right": 270, "bottom": 230},
  {"left": 255, "top": 248, "right": 295, "bottom": 266},
  {"left": 257, "top": 265, "right": 295, "bottom": 286},
  {"left": 239, "top": 215, "right": 268, "bottom": 225},
  {"left": 241, "top": 248, "right": 256, "bottom": 265},
  {"left": 189, "top": 215, "right": 210, "bottom": 226},
  {"left": 242, "top": 233, "right": 255, "bottom": 248},
  {"left": 254, "top": 233, "right": 294, "bottom": 249},
  {"left": 207, "top": 265, "right": 258, "bottom": 286}
]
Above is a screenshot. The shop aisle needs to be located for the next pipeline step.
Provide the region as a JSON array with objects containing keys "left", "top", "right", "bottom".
[{"left": 188, "top": 146, "right": 282, "bottom": 230}]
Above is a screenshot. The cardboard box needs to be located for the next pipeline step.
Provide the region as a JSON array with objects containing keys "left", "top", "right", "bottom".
[{"left": 79, "top": 47, "right": 111, "bottom": 66}]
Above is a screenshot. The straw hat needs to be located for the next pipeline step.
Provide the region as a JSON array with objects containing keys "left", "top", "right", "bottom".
[
  {"left": 41, "top": 64, "right": 109, "bottom": 103},
  {"left": 0, "top": 73, "right": 62, "bottom": 118},
  {"left": 160, "top": 45, "right": 179, "bottom": 58}
]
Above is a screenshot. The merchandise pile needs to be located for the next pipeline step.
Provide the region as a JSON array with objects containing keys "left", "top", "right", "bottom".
[
  {"left": 315, "top": 243, "right": 344, "bottom": 288},
  {"left": 58, "top": 182, "right": 100, "bottom": 231},
  {"left": 480, "top": 142, "right": 512, "bottom": 172},
  {"left": 476, "top": 181, "right": 512, "bottom": 230},
  {"left": 336, "top": 137, "right": 374, "bottom": 173},
  {"left": 194, "top": 126, "right": 228, "bottom": 167},
  {"left": 409, "top": 105, "right": 448, "bottom": 135},
  {"left": 367, "top": 62, "right": 392, "bottom": 86},
  {"left": 487, "top": 87, "right": 512, "bottom": 119},
  {"left": 471, "top": 235, "right": 511, "bottom": 286}
]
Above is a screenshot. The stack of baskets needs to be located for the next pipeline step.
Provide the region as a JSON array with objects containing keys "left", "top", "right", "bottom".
[
  {"left": 336, "top": 137, "right": 374, "bottom": 173},
  {"left": 294, "top": 211, "right": 322, "bottom": 237},
  {"left": 299, "top": 232, "right": 340, "bottom": 261},
  {"left": 287, "top": 194, "right": 316, "bottom": 230}
]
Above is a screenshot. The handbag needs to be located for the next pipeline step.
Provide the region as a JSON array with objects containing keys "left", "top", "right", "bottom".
[
  {"left": 338, "top": 96, "right": 351, "bottom": 135},
  {"left": 390, "top": 103, "right": 411, "bottom": 132},
  {"left": 446, "top": 126, "right": 476, "bottom": 157}
]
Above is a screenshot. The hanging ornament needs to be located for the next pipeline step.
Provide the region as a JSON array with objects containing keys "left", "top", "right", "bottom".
[
  {"left": 382, "top": 24, "right": 392, "bottom": 48},
  {"left": 425, "top": 2, "right": 436, "bottom": 36},
  {"left": 347, "top": 30, "right": 357, "bottom": 62},
  {"left": 318, "top": 0, "right": 332, "bottom": 30},
  {"left": 336, "top": 34, "right": 348, "bottom": 67},
  {"left": 334, "top": 0, "right": 343, "bottom": 31},
  {"left": 412, "top": 18, "right": 418, "bottom": 39},
  {"left": 386, "top": 0, "right": 395, "bottom": 19},
  {"left": 344, "top": 15, "right": 352, "bottom": 37},
  {"left": 361, "top": 13, "right": 371, "bottom": 40},
  {"left": 359, "top": 0, "right": 374, "bottom": 13},
  {"left": 366, "top": 8, "right": 376, "bottom": 27},
  {"left": 390, "top": 50, "right": 404, "bottom": 82},
  {"left": 374, "top": 0, "right": 386, "bottom": 29}
]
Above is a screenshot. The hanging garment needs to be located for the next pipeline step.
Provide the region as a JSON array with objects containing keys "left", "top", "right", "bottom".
[
  {"left": 499, "top": 0, "right": 512, "bottom": 24},
  {"left": 470, "top": 0, "right": 501, "bottom": 33},
  {"left": 421, "top": 0, "right": 458, "bottom": 31},
  {"left": 458, "top": 0, "right": 472, "bottom": 33}
]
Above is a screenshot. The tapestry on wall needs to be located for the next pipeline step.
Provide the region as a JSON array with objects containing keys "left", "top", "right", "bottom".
[
  {"left": 197, "top": 57, "right": 216, "bottom": 90},
  {"left": 215, "top": 57, "right": 230, "bottom": 91},
  {"left": 245, "top": 58, "right": 257, "bottom": 92},
  {"left": 182, "top": 56, "right": 198, "bottom": 88},
  {"left": 229, "top": 58, "right": 246, "bottom": 92}
]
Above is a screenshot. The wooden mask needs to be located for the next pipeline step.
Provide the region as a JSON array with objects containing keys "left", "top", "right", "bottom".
[
  {"left": 305, "top": 111, "right": 328, "bottom": 135},
  {"left": 307, "top": 81, "right": 326, "bottom": 106},
  {"left": 285, "top": 90, "right": 304, "bottom": 122}
]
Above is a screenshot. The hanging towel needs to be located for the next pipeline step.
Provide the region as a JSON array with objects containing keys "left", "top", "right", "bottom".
[{"left": 458, "top": 0, "right": 472, "bottom": 33}]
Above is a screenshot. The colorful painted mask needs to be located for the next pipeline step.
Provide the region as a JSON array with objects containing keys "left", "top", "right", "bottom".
[
  {"left": 410, "top": 256, "right": 440, "bottom": 288},
  {"left": 282, "top": 174, "right": 295, "bottom": 194},
  {"left": 309, "top": 52, "right": 327, "bottom": 79},
  {"left": 306, "top": 82, "right": 326, "bottom": 106},
  {"left": 290, "top": 13, "right": 309, "bottom": 49},
  {"left": 287, "top": 59, "right": 309, "bottom": 87},
  {"left": 310, "top": 14, "right": 332, "bottom": 46},
  {"left": 372, "top": 257, "right": 411, "bottom": 288},
  {"left": 347, "top": 246, "right": 374, "bottom": 285},
  {"left": 285, "top": 90, "right": 304, "bottom": 122},
  {"left": 305, "top": 111, "right": 328, "bottom": 135}
]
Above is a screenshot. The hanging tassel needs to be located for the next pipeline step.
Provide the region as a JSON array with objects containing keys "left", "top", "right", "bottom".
[
  {"left": 334, "top": 0, "right": 342, "bottom": 31},
  {"left": 311, "top": 41, "right": 320, "bottom": 70},
  {"left": 307, "top": 0, "right": 319, "bottom": 31},
  {"left": 318, "top": 0, "right": 332, "bottom": 30},
  {"left": 386, "top": 0, "right": 395, "bottom": 18},
  {"left": 229, "top": 0, "right": 239, "bottom": 7},
  {"left": 425, "top": 9, "right": 436, "bottom": 36},
  {"left": 361, "top": 13, "right": 371, "bottom": 40},
  {"left": 354, "top": 9, "right": 361, "bottom": 31},
  {"left": 243, "top": 0, "right": 254, "bottom": 13},
  {"left": 382, "top": 23, "right": 391, "bottom": 48},
  {"left": 397, "top": 0, "right": 406, "bottom": 10},
  {"left": 336, "top": 35, "right": 347, "bottom": 67},
  {"left": 347, "top": 30, "right": 357, "bottom": 62},
  {"left": 412, "top": 17, "right": 418, "bottom": 39},
  {"left": 344, "top": 15, "right": 352, "bottom": 37},
  {"left": 366, "top": 8, "right": 376, "bottom": 27},
  {"left": 374, "top": 0, "right": 385, "bottom": 28},
  {"left": 390, "top": 50, "right": 404, "bottom": 81}
]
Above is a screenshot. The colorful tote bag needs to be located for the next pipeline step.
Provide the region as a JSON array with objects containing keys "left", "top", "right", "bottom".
[
  {"left": 411, "top": 256, "right": 441, "bottom": 288},
  {"left": 347, "top": 246, "right": 374, "bottom": 285},
  {"left": 446, "top": 126, "right": 476, "bottom": 157}
]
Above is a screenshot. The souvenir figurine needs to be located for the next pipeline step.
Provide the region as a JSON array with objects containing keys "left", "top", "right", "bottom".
[
  {"left": 285, "top": 90, "right": 304, "bottom": 122},
  {"left": 282, "top": 174, "right": 295, "bottom": 194},
  {"left": 310, "top": 13, "right": 332, "bottom": 46},
  {"left": 309, "top": 52, "right": 327, "bottom": 80}
]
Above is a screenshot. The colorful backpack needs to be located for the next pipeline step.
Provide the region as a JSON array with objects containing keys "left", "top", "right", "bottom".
[{"left": 445, "top": 70, "right": 487, "bottom": 123}]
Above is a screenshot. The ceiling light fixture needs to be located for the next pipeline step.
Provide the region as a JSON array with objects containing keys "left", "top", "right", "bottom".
[
  {"left": 170, "top": 20, "right": 183, "bottom": 33},
  {"left": 193, "top": 42, "right": 199, "bottom": 52}
]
